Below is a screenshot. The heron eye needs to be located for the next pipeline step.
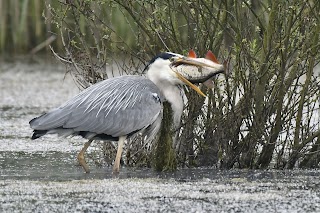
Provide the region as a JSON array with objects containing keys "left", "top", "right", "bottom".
[{"left": 169, "top": 57, "right": 175, "bottom": 62}]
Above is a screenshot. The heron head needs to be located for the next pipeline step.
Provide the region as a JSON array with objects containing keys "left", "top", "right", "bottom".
[{"left": 145, "top": 51, "right": 225, "bottom": 97}]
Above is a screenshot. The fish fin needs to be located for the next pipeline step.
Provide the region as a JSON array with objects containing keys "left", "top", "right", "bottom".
[
  {"left": 188, "top": 49, "right": 197, "bottom": 58},
  {"left": 206, "top": 50, "right": 220, "bottom": 64}
]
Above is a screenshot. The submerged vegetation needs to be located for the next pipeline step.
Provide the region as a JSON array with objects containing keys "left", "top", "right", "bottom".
[{"left": 3, "top": 0, "right": 320, "bottom": 169}]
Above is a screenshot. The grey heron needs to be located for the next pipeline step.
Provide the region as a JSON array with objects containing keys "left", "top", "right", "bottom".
[{"left": 29, "top": 51, "right": 224, "bottom": 173}]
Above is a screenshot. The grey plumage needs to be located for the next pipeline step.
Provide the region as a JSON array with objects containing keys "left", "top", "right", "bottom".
[
  {"left": 30, "top": 75, "right": 163, "bottom": 142},
  {"left": 29, "top": 52, "right": 224, "bottom": 173}
]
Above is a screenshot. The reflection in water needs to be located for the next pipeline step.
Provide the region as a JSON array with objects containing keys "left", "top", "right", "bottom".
[{"left": 1, "top": 150, "right": 320, "bottom": 183}]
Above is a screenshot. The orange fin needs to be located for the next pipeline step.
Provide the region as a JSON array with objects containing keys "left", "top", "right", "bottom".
[
  {"left": 206, "top": 50, "right": 219, "bottom": 63},
  {"left": 188, "top": 49, "right": 197, "bottom": 58}
]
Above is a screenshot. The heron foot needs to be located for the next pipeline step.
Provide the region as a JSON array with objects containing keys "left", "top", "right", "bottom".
[
  {"left": 77, "top": 139, "right": 93, "bottom": 173},
  {"left": 112, "top": 165, "right": 120, "bottom": 174},
  {"left": 77, "top": 152, "right": 90, "bottom": 173},
  {"left": 112, "top": 136, "right": 126, "bottom": 174}
]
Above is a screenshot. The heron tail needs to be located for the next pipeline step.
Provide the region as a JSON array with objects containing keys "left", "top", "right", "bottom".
[{"left": 31, "top": 130, "right": 48, "bottom": 139}]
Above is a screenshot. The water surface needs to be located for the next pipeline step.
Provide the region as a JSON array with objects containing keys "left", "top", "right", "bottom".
[{"left": 0, "top": 60, "right": 319, "bottom": 212}]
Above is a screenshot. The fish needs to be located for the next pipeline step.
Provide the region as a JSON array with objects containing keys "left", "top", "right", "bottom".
[{"left": 170, "top": 50, "right": 225, "bottom": 88}]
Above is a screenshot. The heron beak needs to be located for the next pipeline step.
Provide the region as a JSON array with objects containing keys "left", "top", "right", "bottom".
[{"left": 174, "top": 71, "right": 206, "bottom": 97}]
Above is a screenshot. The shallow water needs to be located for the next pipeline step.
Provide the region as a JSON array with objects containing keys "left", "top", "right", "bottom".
[{"left": 0, "top": 60, "right": 320, "bottom": 212}]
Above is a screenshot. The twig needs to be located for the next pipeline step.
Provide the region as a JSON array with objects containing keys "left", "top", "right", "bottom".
[
  {"left": 30, "top": 35, "right": 56, "bottom": 54},
  {"left": 49, "top": 45, "right": 72, "bottom": 64}
]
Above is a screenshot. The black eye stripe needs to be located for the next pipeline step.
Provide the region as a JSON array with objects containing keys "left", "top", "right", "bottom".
[{"left": 143, "top": 52, "right": 177, "bottom": 73}]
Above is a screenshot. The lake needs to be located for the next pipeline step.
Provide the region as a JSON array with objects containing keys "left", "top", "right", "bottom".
[{"left": 0, "top": 59, "right": 319, "bottom": 212}]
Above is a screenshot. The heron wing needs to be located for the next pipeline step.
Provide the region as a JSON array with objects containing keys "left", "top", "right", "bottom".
[{"left": 30, "top": 76, "right": 163, "bottom": 139}]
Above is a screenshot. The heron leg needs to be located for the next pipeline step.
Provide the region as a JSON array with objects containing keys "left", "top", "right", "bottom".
[
  {"left": 77, "top": 139, "right": 93, "bottom": 173},
  {"left": 112, "top": 136, "right": 126, "bottom": 174}
]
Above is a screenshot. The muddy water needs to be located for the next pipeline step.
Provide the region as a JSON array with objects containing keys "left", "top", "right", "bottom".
[{"left": 0, "top": 60, "right": 320, "bottom": 212}]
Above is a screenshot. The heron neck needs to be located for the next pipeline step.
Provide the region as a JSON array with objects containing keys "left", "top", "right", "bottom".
[
  {"left": 155, "top": 81, "right": 183, "bottom": 128},
  {"left": 146, "top": 66, "right": 184, "bottom": 127}
]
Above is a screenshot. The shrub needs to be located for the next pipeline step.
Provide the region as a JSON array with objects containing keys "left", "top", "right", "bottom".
[{"left": 47, "top": 0, "right": 320, "bottom": 169}]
